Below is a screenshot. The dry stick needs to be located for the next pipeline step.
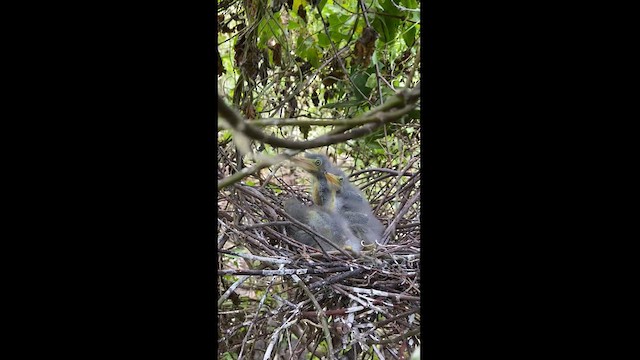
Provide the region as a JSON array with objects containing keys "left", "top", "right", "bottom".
[
  {"left": 258, "top": 223, "right": 318, "bottom": 254},
  {"left": 262, "top": 312, "right": 300, "bottom": 360},
  {"left": 300, "top": 305, "right": 365, "bottom": 319},
  {"left": 292, "top": 274, "right": 337, "bottom": 360},
  {"left": 218, "top": 267, "right": 353, "bottom": 276},
  {"left": 218, "top": 249, "right": 292, "bottom": 265},
  {"left": 373, "top": 173, "right": 419, "bottom": 220},
  {"left": 359, "top": 173, "right": 395, "bottom": 191},
  {"left": 372, "top": 307, "right": 420, "bottom": 329},
  {"left": 350, "top": 167, "right": 415, "bottom": 177},
  {"left": 373, "top": 156, "right": 420, "bottom": 213},
  {"left": 308, "top": 267, "right": 366, "bottom": 290},
  {"left": 237, "top": 274, "right": 279, "bottom": 360},
  {"left": 367, "top": 328, "right": 420, "bottom": 346},
  {"left": 382, "top": 190, "right": 420, "bottom": 245},
  {"left": 218, "top": 220, "right": 278, "bottom": 256},
  {"left": 335, "top": 284, "right": 420, "bottom": 302},
  {"left": 390, "top": 221, "right": 419, "bottom": 230},
  {"left": 217, "top": 149, "right": 300, "bottom": 190},
  {"left": 331, "top": 284, "right": 391, "bottom": 318},
  {"left": 290, "top": 323, "right": 327, "bottom": 359},
  {"left": 217, "top": 275, "right": 250, "bottom": 308},
  {"left": 394, "top": 172, "right": 420, "bottom": 199},
  {"left": 238, "top": 221, "right": 292, "bottom": 230}
]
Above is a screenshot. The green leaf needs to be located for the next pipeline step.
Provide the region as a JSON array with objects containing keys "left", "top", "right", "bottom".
[
  {"left": 288, "top": 20, "right": 301, "bottom": 30},
  {"left": 403, "top": 25, "right": 416, "bottom": 47},
  {"left": 317, "top": 32, "right": 330, "bottom": 47},
  {"left": 403, "top": 0, "right": 419, "bottom": 9},
  {"left": 365, "top": 73, "right": 377, "bottom": 89},
  {"left": 222, "top": 352, "right": 237, "bottom": 360},
  {"left": 351, "top": 70, "right": 374, "bottom": 100},
  {"left": 317, "top": 0, "right": 328, "bottom": 11},
  {"left": 258, "top": 17, "right": 283, "bottom": 48},
  {"left": 306, "top": 46, "right": 320, "bottom": 68},
  {"left": 219, "top": 130, "right": 233, "bottom": 142}
]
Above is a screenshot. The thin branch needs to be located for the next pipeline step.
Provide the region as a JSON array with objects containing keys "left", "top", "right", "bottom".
[
  {"left": 292, "top": 274, "right": 337, "bottom": 360},
  {"left": 218, "top": 249, "right": 293, "bottom": 264},
  {"left": 335, "top": 284, "right": 420, "bottom": 301},
  {"left": 382, "top": 190, "right": 420, "bottom": 245},
  {"left": 350, "top": 167, "right": 414, "bottom": 177},
  {"left": 217, "top": 275, "right": 250, "bottom": 307},
  {"left": 308, "top": 267, "right": 366, "bottom": 290},
  {"left": 218, "top": 266, "right": 354, "bottom": 276},
  {"left": 367, "top": 328, "right": 420, "bottom": 346},
  {"left": 217, "top": 149, "right": 300, "bottom": 190}
]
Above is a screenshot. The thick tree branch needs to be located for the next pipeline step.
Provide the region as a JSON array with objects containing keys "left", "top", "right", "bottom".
[{"left": 218, "top": 85, "right": 420, "bottom": 150}]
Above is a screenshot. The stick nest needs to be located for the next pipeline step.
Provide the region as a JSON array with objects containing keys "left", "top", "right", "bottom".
[{"left": 218, "top": 150, "right": 420, "bottom": 360}]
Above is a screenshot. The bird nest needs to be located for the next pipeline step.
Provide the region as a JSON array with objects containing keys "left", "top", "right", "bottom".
[{"left": 218, "top": 153, "right": 420, "bottom": 360}]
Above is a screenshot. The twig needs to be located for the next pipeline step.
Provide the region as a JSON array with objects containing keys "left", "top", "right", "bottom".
[
  {"left": 350, "top": 168, "right": 415, "bottom": 177},
  {"left": 217, "top": 275, "right": 250, "bottom": 307},
  {"left": 292, "top": 273, "right": 337, "bottom": 360},
  {"left": 238, "top": 274, "right": 278, "bottom": 359},
  {"left": 300, "top": 306, "right": 365, "bottom": 319},
  {"left": 217, "top": 149, "right": 301, "bottom": 190},
  {"left": 308, "top": 267, "right": 366, "bottom": 290},
  {"left": 238, "top": 221, "right": 292, "bottom": 230},
  {"left": 218, "top": 249, "right": 292, "bottom": 265},
  {"left": 335, "top": 284, "right": 420, "bottom": 301},
  {"left": 367, "top": 328, "right": 420, "bottom": 346},
  {"left": 372, "top": 307, "right": 420, "bottom": 328},
  {"left": 218, "top": 266, "right": 354, "bottom": 276},
  {"left": 382, "top": 190, "right": 420, "bottom": 244}
]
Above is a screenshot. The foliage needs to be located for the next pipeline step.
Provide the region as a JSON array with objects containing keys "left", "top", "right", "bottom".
[{"left": 218, "top": 0, "right": 420, "bottom": 123}]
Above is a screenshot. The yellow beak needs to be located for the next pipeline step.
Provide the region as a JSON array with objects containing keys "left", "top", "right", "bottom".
[
  {"left": 324, "top": 172, "right": 342, "bottom": 187},
  {"left": 290, "top": 157, "right": 319, "bottom": 173}
]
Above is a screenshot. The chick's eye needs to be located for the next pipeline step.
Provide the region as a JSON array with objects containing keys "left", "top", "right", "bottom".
[
  {"left": 338, "top": 177, "right": 344, "bottom": 184},
  {"left": 315, "top": 159, "right": 321, "bottom": 166}
]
